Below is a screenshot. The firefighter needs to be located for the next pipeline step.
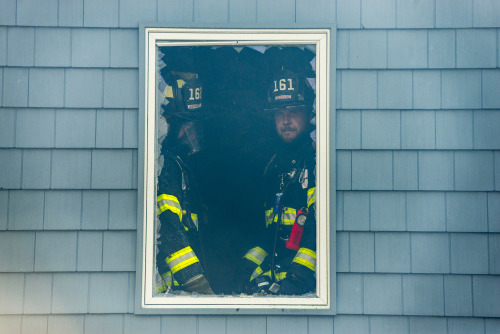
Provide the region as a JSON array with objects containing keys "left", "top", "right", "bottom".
[
  {"left": 155, "top": 72, "right": 213, "bottom": 294},
  {"left": 234, "top": 69, "right": 317, "bottom": 295}
]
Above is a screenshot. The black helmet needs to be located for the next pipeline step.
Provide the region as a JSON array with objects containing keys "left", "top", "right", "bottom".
[
  {"left": 264, "top": 69, "right": 315, "bottom": 112},
  {"left": 161, "top": 72, "right": 207, "bottom": 121}
]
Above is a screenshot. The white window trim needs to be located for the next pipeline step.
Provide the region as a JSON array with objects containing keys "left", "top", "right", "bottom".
[{"left": 137, "top": 25, "right": 336, "bottom": 315}]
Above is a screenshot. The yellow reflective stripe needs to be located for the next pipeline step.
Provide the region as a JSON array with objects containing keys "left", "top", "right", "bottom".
[
  {"left": 299, "top": 247, "right": 316, "bottom": 258},
  {"left": 191, "top": 213, "right": 199, "bottom": 230},
  {"left": 157, "top": 271, "right": 179, "bottom": 292},
  {"left": 292, "top": 248, "right": 316, "bottom": 271},
  {"left": 243, "top": 247, "right": 268, "bottom": 265},
  {"left": 164, "top": 85, "right": 173, "bottom": 98},
  {"left": 282, "top": 207, "right": 296, "bottom": 225},
  {"left": 265, "top": 209, "right": 277, "bottom": 228},
  {"left": 156, "top": 283, "right": 167, "bottom": 293},
  {"left": 266, "top": 208, "right": 296, "bottom": 227},
  {"left": 157, "top": 194, "right": 183, "bottom": 221},
  {"left": 250, "top": 266, "right": 263, "bottom": 281},
  {"left": 166, "top": 246, "right": 200, "bottom": 274},
  {"left": 169, "top": 255, "right": 199, "bottom": 274},
  {"left": 177, "top": 79, "right": 186, "bottom": 88},
  {"left": 167, "top": 246, "right": 194, "bottom": 262},
  {"left": 160, "top": 271, "right": 180, "bottom": 287},
  {"left": 262, "top": 270, "right": 272, "bottom": 278},
  {"left": 307, "top": 187, "right": 316, "bottom": 209},
  {"left": 275, "top": 271, "right": 287, "bottom": 282}
]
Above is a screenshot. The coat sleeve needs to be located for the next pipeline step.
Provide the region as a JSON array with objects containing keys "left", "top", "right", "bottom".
[{"left": 156, "top": 157, "right": 204, "bottom": 286}]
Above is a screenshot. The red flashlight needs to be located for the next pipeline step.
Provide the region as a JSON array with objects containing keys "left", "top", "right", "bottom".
[{"left": 286, "top": 209, "right": 308, "bottom": 250}]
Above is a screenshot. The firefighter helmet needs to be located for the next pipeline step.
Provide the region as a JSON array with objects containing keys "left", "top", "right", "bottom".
[
  {"left": 161, "top": 72, "right": 207, "bottom": 121},
  {"left": 264, "top": 69, "right": 315, "bottom": 112}
]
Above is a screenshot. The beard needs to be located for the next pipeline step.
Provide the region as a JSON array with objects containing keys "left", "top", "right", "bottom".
[{"left": 279, "top": 126, "right": 299, "bottom": 143}]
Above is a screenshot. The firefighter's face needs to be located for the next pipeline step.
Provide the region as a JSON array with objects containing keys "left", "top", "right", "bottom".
[
  {"left": 177, "top": 121, "right": 204, "bottom": 155},
  {"left": 274, "top": 107, "right": 309, "bottom": 143}
]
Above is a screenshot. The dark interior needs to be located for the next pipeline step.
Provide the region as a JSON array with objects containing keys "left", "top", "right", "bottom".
[{"left": 158, "top": 45, "right": 315, "bottom": 294}]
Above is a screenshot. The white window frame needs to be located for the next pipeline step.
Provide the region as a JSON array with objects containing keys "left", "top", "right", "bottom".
[{"left": 137, "top": 25, "right": 336, "bottom": 315}]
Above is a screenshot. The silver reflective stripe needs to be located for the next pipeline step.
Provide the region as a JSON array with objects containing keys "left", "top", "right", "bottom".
[
  {"left": 157, "top": 194, "right": 183, "bottom": 221},
  {"left": 281, "top": 208, "right": 296, "bottom": 225},
  {"left": 191, "top": 213, "right": 199, "bottom": 229},
  {"left": 250, "top": 267, "right": 263, "bottom": 280},
  {"left": 293, "top": 249, "right": 316, "bottom": 271},
  {"left": 246, "top": 248, "right": 267, "bottom": 264},
  {"left": 158, "top": 198, "right": 181, "bottom": 211},
  {"left": 307, "top": 187, "right": 316, "bottom": 208},
  {"left": 167, "top": 250, "right": 198, "bottom": 273},
  {"left": 295, "top": 251, "right": 316, "bottom": 265}
]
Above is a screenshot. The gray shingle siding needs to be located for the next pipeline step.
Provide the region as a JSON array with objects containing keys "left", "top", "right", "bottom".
[{"left": 1, "top": 0, "right": 499, "bottom": 332}]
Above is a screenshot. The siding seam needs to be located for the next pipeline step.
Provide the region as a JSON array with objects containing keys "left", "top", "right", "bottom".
[
  {"left": 441, "top": 274, "right": 445, "bottom": 317},
  {"left": 471, "top": 0, "right": 475, "bottom": 27},
  {"left": 101, "top": 70, "right": 105, "bottom": 108},
  {"left": 27, "top": 68, "right": 30, "bottom": 107},
  {"left": 361, "top": 273, "right": 365, "bottom": 313},
  {"left": 106, "top": 191, "right": 110, "bottom": 230},
  {"left": 368, "top": 192, "right": 372, "bottom": 231},
  {"left": 487, "top": 193, "right": 491, "bottom": 232},
  {"left": 480, "top": 70, "right": 483, "bottom": 109},
  {"left": 497, "top": 29, "right": 499, "bottom": 68},
  {"left": 156, "top": 0, "right": 159, "bottom": 23},
  {"left": 22, "top": 273, "right": 27, "bottom": 314},
  {"left": 448, "top": 231, "right": 452, "bottom": 274},
  {"left": 121, "top": 109, "right": 125, "bottom": 148},
  {"left": 294, "top": 0, "right": 297, "bottom": 23},
  {"left": 472, "top": 109, "right": 476, "bottom": 149},
  {"left": 108, "top": 29, "right": 112, "bottom": 68},
  {"left": 348, "top": 232, "right": 351, "bottom": 271},
  {"left": 360, "top": 111, "right": 364, "bottom": 149},
  {"left": 385, "top": 31, "right": 389, "bottom": 68},
  {"left": 471, "top": 275, "right": 475, "bottom": 317},
  {"left": 494, "top": 153, "right": 497, "bottom": 192},
  {"left": 127, "top": 272, "right": 131, "bottom": 315},
  {"left": 49, "top": 150, "right": 53, "bottom": 189},
  {"left": 90, "top": 149, "right": 94, "bottom": 189},
  {"left": 14, "top": 1, "right": 18, "bottom": 25},
  {"left": 6, "top": 190, "right": 11, "bottom": 230},
  {"left": 13, "top": 106, "right": 17, "bottom": 147},
  {"left": 400, "top": 274, "right": 404, "bottom": 315},
  {"left": 51, "top": 109, "right": 56, "bottom": 149},
  {"left": 42, "top": 191, "right": 46, "bottom": 229},
  {"left": 20, "top": 149, "right": 24, "bottom": 189},
  {"left": 434, "top": 110, "right": 437, "bottom": 149},
  {"left": 254, "top": 0, "right": 257, "bottom": 23},
  {"left": 49, "top": 273, "right": 54, "bottom": 313},
  {"left": 392, "top": 150, "right": 395, "bottom": 190},
  {"left": 56, "top": 0, "right": 60, "bottom": 26},
  {"left": 350, "top": 151, "right": 353, "bottom": 191},
  {"left": 100, "top": 231, "right": 104, "bottom": 271},
  {"left": 454, "top": 30, "right": 457, "bottom": 69},
  {"left": 32, "top": 28, "right": 36, "bottom": 66},
  {"left": 487, "top": 233, "right": 491, "bottom": 274},
  {"left": 1, "top": 69, "right": 4, "bottom": 107},
  {"left": 394, "top": 0, "right": 398, "bottom": 28},
  {"left": 118, "top": 0, "right": 121, "bottom": 28},
  {"left": 360, "top": 0, "right": 363, "bottom": 29},
  {"left": 426, "top": 30, "right": 429, "bottom": 68},
  {"left": 452, "top": 152, "right": 456, "bottom": 191},
  {"left": 94, "top": 109, "right": 97, "bottom": 148}
]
